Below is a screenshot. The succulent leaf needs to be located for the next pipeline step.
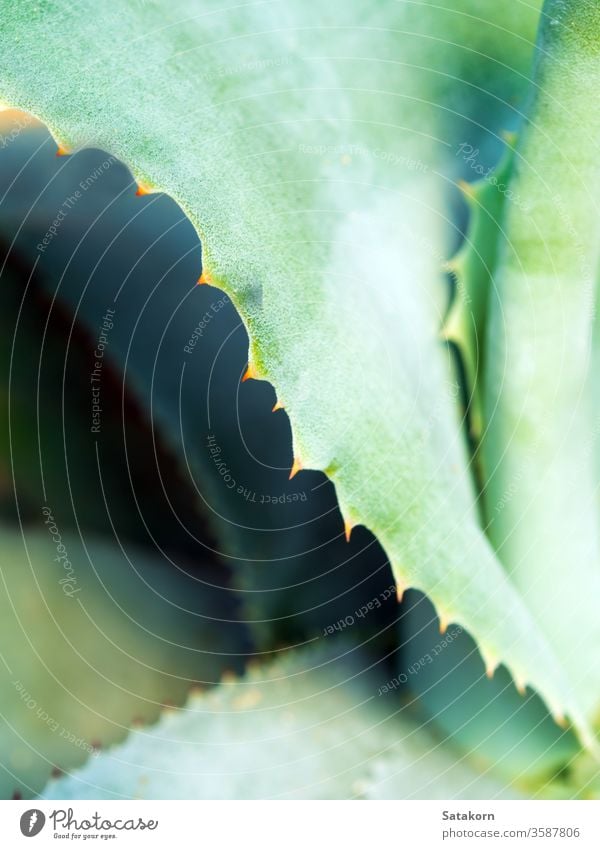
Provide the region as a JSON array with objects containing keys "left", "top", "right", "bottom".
[
  {"left": 41, "top": 646, "right": 519, "bottom": 800},
  {"left": 1, "top": 0, "right": 595, "bottom": 750},
  {"left": 443, "top": 136, "right": 516, "bottom": 438},
  {"left": 401, "top": 591, "right": 579, "bottom": 787},
  {"left": 482, "top": 0, "right": 600, "bottom": 730},
  {"left": 0, "top": 526, "right": 245, "bottom": 798},
  {"left": 0, "top": 127, "right": 398, "bottom": 647}
]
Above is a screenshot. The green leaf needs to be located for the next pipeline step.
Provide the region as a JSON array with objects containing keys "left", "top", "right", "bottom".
[
  {"left": 0, "top": 124, "right": 398, "bottom": 648},
  {"left": 41, "top": 646, "right": 520, "bottom": 800},
  {"left": 0, "top": 525, "right": 245, "bottom": 798},
  {"left": 482, "top": 0, "right": 600, "bottom": 728},
  {"left": 363, "top": 743, "right": 522, "bottom": 801},
  {"left": 401, "top": 591, "right": 579, "bottom": 786},
  {"left": 2, "top": 0, "right": 593, "bottom": 751},
  {"left": 443, "top": 136, "right": 517, "bottom": 439}
]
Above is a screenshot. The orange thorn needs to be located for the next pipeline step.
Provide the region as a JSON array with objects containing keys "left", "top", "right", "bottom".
[
  {"left": 344, "top": 519, "right": 354, "bottom": 543},
  {"left": 439, "top": 614, "right": 449, "bottom": 635},
  {"left": 197, "top": 271, "right": 211, "bottom": 285},
  {"left": 396, "top": 583, "right": 406, "bottom": 603},
  {"left": 442, "top": 257, "right": 461, "bottom": 276},
  {"left": 501, "top": 129, "right": 518, "bottom": 147},
  {"left": 242, "top": 364, "right": 256, "bottom": 383},
  {"left": 514, "top": 674, "right": 527, "bottom": 696},
  {"left": 485, "top": 660, "right": 498, "bottom": 680},
  {"left": 289, "top": 457, "right": 303, "bottom": 480},
  {"left": 221, "top": 669, "right": 237, "bottom": 684},
  {"left": 457, "top": 178, "right": 475, "bottom": 198},
  {"left": 553, "top": 712, "right": 567, "bottom": 729},
  {"left": 272, "top": 400, "right": 284, "bottom": 412},
  {"left": 56, "top": 145, "right": 69, "bottom": 157},
  {"left": 135, "top": 182, "right": 151, "bottom": 196}
]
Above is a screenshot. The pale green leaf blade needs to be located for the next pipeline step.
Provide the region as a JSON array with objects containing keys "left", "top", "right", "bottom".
[
  {"left": 42, "top": 647, "right": 519, "bottom": 800},
  {"left": 482, "top": 0, "right": 600, "bottom": 725},
  {"left": 1, "top": 0, "right": 591, "bottom": 746},
  {"left": 0, "top": 526, "right": 244, "bottom": 798}
]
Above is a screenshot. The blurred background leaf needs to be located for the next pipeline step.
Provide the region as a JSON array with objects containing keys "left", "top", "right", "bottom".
[
  {"left": 0, "top": 524, "right": 246, "bottom": 798},
  {"left": 41, "top": 645, "right": 521, "bottom": 801}
]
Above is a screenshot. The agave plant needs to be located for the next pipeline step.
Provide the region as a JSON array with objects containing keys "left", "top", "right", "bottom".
[{"left": 0, "top": 0, "right": 599, "bottom": 800}]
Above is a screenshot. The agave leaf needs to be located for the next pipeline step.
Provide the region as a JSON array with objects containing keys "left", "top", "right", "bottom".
[
  {"left": 2, "top": 0, "right": 593, "bottom": 748},
  {"left": 0, "top": 126, "right": 398, "bottom": 646},
  {"left": 482, "top": 0, "right": 600, "bottom": 727},
  {"left": 443, "top": 137, "right": 516, "bottom": 439},
  {"left": 401, "top": 591, "right": 579, "bottom": 786},
  {"left": 0, "top": 525, "right": 246, "bottom": 798},
  {"left": 364, "top": 741, "right": 523, "bottom": 801},
  {"left": 41, "top": 646, "right": 519, "bottom": 800}
]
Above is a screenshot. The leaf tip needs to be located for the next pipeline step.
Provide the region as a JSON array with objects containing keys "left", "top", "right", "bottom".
[
  {"left": 344, "top": 518, "right": 354, "bottom": 543},
  {"left": 485, "top": 659, "right": 499, "bottom": 679},
  {"left": 513, "top": 672, "right": 527, "bottom": 696},
  {"left": 500, "top": 129, "right": 518, "bottom": 148},
  {"left": 457, "top": 178, "right": 476, "bottom": 201},
  {"left": 553, "top": 711, "right": 567, "bottom": 729},
  {"left": 442, "top": 257, "right": 459, "bottom": 276},
  {"left": 221, "top": 669, "right": 237, "bottom": 684}
]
